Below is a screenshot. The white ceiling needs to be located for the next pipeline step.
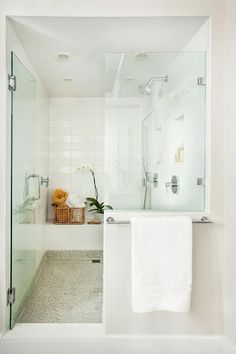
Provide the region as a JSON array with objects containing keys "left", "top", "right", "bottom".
[
  {"left": 106, "top": 52, "right": 179, "bottom": 97},
  {"left": 10, "top": 16, "right": 208, "bottom": 97}
]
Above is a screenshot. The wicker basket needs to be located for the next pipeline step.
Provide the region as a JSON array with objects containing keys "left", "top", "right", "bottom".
[
  {"left": 54, "top": 204, "right": 85, "bottom": 224},
  {"left": 70, "top": 207, "right": 85, "bottom": 224}
]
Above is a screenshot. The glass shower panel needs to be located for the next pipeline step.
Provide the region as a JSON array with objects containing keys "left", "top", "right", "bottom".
[
  {"left": 105, "top": 52, "right": 207, "bottom": 212},
  {"left": 153, "top": 52, "right": 206, "bottom": 211},
  {"left": 10, "top": 53, "right": 37, "bottom": 328},
  {"left": 105, "top": 96, "right": 142, "bottom": 209}
]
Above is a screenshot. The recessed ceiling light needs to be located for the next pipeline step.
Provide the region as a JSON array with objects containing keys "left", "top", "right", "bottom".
[
  {"left": 63, "top": 77, "right": 73, "bottom": 82},
  {"left": 56, "top": 52, "right": 71, "bottom": 61},
  {"left": 125, "top": 76, "right": 135, "bottom": 81},
  {"left": 134, "top": 52, "right": 149, "bottom": 60}
]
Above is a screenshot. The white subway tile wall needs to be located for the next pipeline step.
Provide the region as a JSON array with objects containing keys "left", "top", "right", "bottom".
[
  {"left": 35, "top": 86, "right": 49, "bottom": 227},
  {"left": 48, "top": 97, "right": 105, "bottom": 219}
]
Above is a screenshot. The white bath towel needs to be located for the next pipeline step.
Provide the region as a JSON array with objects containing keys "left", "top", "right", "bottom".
[{"left": 131, "top": 216, "right": 192, "bottom": 313}]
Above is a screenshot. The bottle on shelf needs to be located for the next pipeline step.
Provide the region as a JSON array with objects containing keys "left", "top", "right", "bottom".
[{"left": 175, "top": 143, "right": 184, "bottom": 163}]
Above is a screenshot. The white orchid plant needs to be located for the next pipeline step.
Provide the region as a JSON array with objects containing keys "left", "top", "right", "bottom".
[{"left": 77, "top": 163, "right": 112, "bottom": 215}]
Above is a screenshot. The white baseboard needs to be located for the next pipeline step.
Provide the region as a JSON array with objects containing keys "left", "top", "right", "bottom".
[{"left": 4, "top": 323, "right": 104, "bottom": 339}]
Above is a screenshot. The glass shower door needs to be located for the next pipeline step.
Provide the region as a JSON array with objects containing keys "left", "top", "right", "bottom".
[
  {"left": 9, "top": 52, "right": 38, "bottom": 328},
  {"left": 143, "top": 51, "right": 207, "bottom": 211},
  {"left": 105, "top": 52, "right": 207, "bottom": 212}
]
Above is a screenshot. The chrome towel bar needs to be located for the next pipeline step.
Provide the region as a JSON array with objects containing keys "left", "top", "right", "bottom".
[{"left": 106, "top": 216, "right": 212, "bottom": 225}]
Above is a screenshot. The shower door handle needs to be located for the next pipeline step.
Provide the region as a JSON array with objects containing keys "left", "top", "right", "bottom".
[
  {"left": 34, "top": 175, "right": 41, "bottom": 201},
  {"left": 26, "top": 174, "right": 41, "bottom": 201}
]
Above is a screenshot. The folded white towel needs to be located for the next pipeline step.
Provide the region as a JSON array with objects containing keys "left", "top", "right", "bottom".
[
  {"left": 131, "top": 216, "right": 192, "bottom": 313},
  {"left": 66, "top": 193, "right": 85, "bottom": 208},
  {"left": 73, "top": 201, "right": 86, "bottom": 208}
]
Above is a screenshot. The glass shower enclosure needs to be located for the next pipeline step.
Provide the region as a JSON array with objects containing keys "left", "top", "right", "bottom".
[
  {"left": 9, "top": 52, "right": 39, "bottom": 328},
  {"left": 105, "top": 52, "right": 207, "bottom": 212}
]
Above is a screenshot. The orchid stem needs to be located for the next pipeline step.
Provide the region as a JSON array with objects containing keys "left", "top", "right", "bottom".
[{"left": 90, "top": 168, "right": 99, "bottom": 201}]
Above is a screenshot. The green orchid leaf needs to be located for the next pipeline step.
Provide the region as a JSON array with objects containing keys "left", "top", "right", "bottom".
[
  {"left": 87, "top": 197, "right": 113, "bottom": 213},
  {"left": 87, "top": 197, "right": 101, "bottom": 208},
  {"left": 89, "top": 208, "right": 99, "bottom": 213},
  {"left": 87, "top": 197, "right": 97, "bottom": 203}
]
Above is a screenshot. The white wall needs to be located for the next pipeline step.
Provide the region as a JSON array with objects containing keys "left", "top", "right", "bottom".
[
  {"left": 223, "top": 0, "right": 236, "bottom": 347},
  {"left": 48, "top": 97, "right": 104, "bottom": 220},
  {"left": 104, "top": 211, "right": 224, "bottom": 335},
  {"left": 44, "top": 224, "right": 103, "bottom": 250},
  {"left": 0, "top": 0, "right": 226, "bottom": 338},
  {"left": 47, "top": 97, "right": 104, "bottom": 251}
]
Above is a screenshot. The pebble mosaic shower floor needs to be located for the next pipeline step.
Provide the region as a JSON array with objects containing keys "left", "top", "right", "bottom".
[{"left": 18, "top": 251, "right": 103, "bottom": 323}]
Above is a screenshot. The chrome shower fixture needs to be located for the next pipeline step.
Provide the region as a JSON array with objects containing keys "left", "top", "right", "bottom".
[{"left": 138, "top": 75, "right": 168, "bottom": 95}]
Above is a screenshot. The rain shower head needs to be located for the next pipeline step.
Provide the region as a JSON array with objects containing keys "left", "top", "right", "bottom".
[{"left": 138, "top": 75, "right": 168, "bottom": 95}]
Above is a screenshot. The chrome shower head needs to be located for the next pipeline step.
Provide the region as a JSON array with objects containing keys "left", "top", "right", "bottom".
[
  {"left": 138, "top": 84, "right": 152, "bottom": 95},
  {"left": 138, "top": 75, "right": 168, "bottom": 95}
]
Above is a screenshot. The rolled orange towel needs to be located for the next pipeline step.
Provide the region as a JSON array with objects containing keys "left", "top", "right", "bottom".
[{"left": 52, "top": 189, "right": 68, "bottom": 206}]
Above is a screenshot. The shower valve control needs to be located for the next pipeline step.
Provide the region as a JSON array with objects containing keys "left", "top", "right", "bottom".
[
  {"left": 152, "top": 173, "right": 159, "bottom": 188},
  {"left": 165, "top": 175, "right": 179, "bottom": 194},
  {"left": 143, "top": 172, "right": 159, "bottom": 188}
]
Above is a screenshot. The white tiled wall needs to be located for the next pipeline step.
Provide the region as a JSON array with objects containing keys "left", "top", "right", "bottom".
[
  {"left": 35, "top": 85, "right": 49, "bottom": 226},
  {"left": 48, "top": 97, "right": 105, "bottom": 219},
  {"left": 105, "top": 98, "right": 142, "bottom": 209}
]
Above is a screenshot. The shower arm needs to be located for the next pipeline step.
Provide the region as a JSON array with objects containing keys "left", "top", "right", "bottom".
[{"left": 145, "top": 75, "right": 168, "bottom": 87}]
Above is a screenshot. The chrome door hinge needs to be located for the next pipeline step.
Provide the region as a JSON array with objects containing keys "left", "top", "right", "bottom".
[
  {"left": 197, "top": 77, "right": 206, "bottom": 86},
  {"left": 7, "top": 287, "right": 16, "bottom": 305},
  {"left": 197, "top": 177, "right": 206, "bottom": 186},
  {"left": 8, "top": 75, "right": 16, "bottom": 91}
]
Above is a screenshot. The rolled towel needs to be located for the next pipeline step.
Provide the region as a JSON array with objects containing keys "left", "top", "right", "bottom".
[
  {"left": 66, "top": 193, "right": 86, "bottom": 208},
  {"left": 66, "top": 193, "right": 79, "bottom": 207},
  {"left": 73, "top": 201, "right": 86, "bottom": 208}
]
